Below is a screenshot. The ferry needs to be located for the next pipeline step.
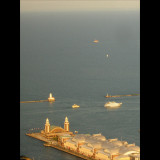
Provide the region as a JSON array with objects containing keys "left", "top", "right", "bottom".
[
  {"left": 104, "top": 101, "right": 122, "bottom": 108},
  {"left": 72, "top": 104, "right": 80, "bottom": 108}
]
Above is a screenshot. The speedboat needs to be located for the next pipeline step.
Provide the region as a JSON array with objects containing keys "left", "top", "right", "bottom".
[
  {"left": 72, "top": 104, "right": 80, "bottom": 108},
  {"left": 104, "top": 101, "right": 122, "bottom": 108}
]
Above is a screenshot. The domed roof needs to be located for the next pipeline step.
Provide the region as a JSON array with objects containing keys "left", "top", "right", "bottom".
[
  {"left": 111, "top": 140, "right": 123, "bottom": 147},
  {"left": 101, "top": 141, "right": 115, "bottom": 149},
  {"left": 87, "top": 141, "right": 102, "bottom": 149},
  {"left": 127, "top": 146, "right": 140, "bottom": 152},
  {"left": 108, "top": 147, "right": 120, "bottom": 155},
  {"left": 93, "top": 135, "right": 106, "bottom": 141},
  {"left": 72, "top": 134, "right": 88, "bottom": 143},
  {"left": 103, "top": 148, "right": 111, "bottom": 153},
  {"left": 119, "top": 145, "right": 140, "bottom": 154}
]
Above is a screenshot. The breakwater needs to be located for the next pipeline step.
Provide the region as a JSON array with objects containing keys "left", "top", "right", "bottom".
[
  {"left": 105, "top": 94, "right": 140, "bottom": 98},
  {"left": 20, "top": 100, "right": 48, "bottom": 103}
]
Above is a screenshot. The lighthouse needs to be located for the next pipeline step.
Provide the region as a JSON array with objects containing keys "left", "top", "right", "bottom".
[
  {"left": 48, "top": 93, "right": 55, "bottom": 102},
  {"left": 64, "top": 117, "right": 69, "bottom": 132},
  {"left": 45, "top": 118, "right": 50, "bottom": 133}
]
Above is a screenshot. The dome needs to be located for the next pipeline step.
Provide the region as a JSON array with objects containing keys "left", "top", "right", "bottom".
[
  {"left": 127, "top": 146, "right": 140, "bottom": 152},
  {"left": 72, "top": 134, "right": 88, "bottom": 143},
  {"left": 93, "top": 135, "right": 106, "bottom": 141},
  {"left": 101, "top": 141, "right": 115, "bottom": 149},
  {"left": 111, "top": 140, "right": 123, "bottom": 147},
  {"left": 119, "top": 145, "right": 140, "bottom": 155},
  {"left": 108, "top": 138, "right": 118, "bottom": 142},
  {"left": 109, "top": 147, "right": 120, "bottom": 155},
  {"left": 103, "top": 148, "right": 111, "bottom": 153}
]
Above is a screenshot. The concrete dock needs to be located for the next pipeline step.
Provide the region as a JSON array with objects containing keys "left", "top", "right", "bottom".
[{"left": 26, "top": 133, "right": 50, "bottom": 142}]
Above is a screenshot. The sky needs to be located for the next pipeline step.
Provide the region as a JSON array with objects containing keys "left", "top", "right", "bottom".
[{"left": 20, "top": 0, "right": 140, "bottom": 12}]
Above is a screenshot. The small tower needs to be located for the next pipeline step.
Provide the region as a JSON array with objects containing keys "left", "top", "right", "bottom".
[
  {"left": 64, "top": 117, "right": 69, "bottom": 132},
  {"left": 48, "top": 93, "right": 55, "bottom": 102},
  {"left": 45, "top": 118, "right": 50, "bottom": 133}
]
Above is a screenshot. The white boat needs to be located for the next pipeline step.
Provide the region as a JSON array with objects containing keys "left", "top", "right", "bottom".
[
  {"left": 93, "top": 39, "right": 99, "bottom": 43},
  {"left": 106, "top": 54, "right": 109, "bottom": 58},
  {"left": 104, "top": 101, "right": 122, "bottom": 108},
  {"left": 72, "top": 104, "right": 80, "bottom": 108}
]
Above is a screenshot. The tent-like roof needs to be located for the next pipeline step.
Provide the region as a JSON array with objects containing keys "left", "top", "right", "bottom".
[
  {"left": 119, "top": 145, "right": 140, "bottom": 155},
  {"left": 80, "top": 144, "right": 93, "bottom": 150},
  {"left": 72, "top": 134, "right": 88, "bottom": 143},
  {"left": 96, "top": 149, "right": 110, "bottom": 156},
  {"left": 114, "top": 155, "right": 130, "bottom": 159},
  {"left": 110, "top": 140, "right": 123, "bottom": 147},
  {"left": 65, "top": 139, "right": 76, "bottom": 145}
]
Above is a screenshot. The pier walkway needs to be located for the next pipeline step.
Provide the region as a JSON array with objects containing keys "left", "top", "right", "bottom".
[
  {"left": 26, "top": 133, "right": 50, "bottom": 143},
  {"left": 45, "top": 143, "right": 96, "bottom": 160}
]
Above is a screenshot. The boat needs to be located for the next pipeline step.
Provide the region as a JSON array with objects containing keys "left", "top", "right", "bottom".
[
  {"left": 93, "top": 39, "right": 99, "bottom": 43},
  {"left": 72, "top": 104, "right": 80, "bottom": 108},
  {"left": 106, "top": 54, "right": 109, "bottom": 58},
  {"left": 104, "top": 101, "right": 122, "bottom": 108}
]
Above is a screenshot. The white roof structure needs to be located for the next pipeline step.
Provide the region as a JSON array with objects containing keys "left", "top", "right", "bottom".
[
  {"left": 92, "top": 134, "right": 106, "bottom": 141},
  {"left": 114, "top": 155, "right": 130, "bottom": 159},
  {"left": 101, "top": 141, "right": 116, "bottom": 149},
  {"left": 110, "top": 140, "right": 123, "bottom": 147},
  {"left": 119, "top": 145, "right": 140, "bottom": 155},
  {"left": 96, "top": 149, "right": 110, "bottom": 156},
  {"left": 64, "top": 139, "right": 76, "bottom": 145},
  {"left": 72, "top": 134, "right": 88, "bottom": 143},
  {"left": 69, "top": 134, "right": 140, "bottom": 158},
  {"left": 80, "top": 144, "right": 93, "bottom": 150}
]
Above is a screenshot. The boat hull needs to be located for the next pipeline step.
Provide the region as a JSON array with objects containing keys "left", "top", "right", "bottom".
[{"left": 104, "top": 102, "right": 122, "bottom": 108}]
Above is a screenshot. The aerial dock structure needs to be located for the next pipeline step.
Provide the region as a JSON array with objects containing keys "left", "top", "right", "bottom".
[{"left": 26, "top": 117, "right": 140, "bottom": 160}]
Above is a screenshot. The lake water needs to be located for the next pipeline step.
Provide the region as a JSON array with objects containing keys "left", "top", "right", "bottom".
[{"left": 20, "top": 10, "right": 140, "bottom": 160}]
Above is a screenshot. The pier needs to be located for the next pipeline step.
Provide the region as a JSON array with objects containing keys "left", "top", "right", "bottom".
[
  {"left": 25, "top": 117, "right": 140, "bottom": 160},
  {"left": 26, "top": 133, "right": 96, "bottom": 160},
  {"left": 26, "top": 133, "right": 50, "bottom": 142}
]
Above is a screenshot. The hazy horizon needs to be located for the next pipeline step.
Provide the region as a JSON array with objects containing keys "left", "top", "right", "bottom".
[{"left": 20, "top": 0, "right": 140, "bottom": 12}]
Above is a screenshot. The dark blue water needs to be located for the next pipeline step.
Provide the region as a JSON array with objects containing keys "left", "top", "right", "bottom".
[{"left": 20, "top": 10, "right": 140, "bottom": 160}]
